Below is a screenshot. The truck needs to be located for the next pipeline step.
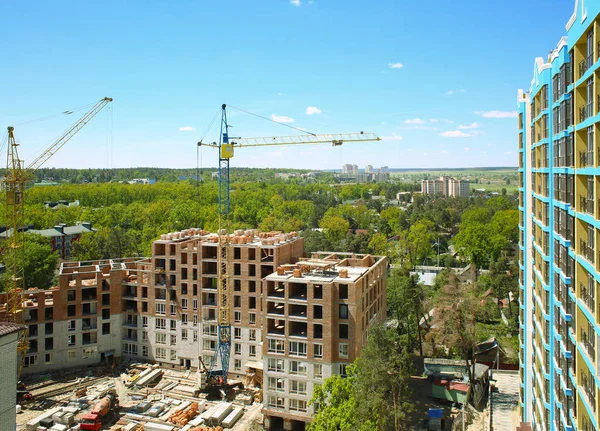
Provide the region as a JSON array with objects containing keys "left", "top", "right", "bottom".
[{"left": 80, "top": 392, "right": 119, "bottom": 431}]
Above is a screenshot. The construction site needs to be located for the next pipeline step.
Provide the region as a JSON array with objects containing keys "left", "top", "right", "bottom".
[{"left": 9, "top": 228, "right": 387, "bottom": 431}]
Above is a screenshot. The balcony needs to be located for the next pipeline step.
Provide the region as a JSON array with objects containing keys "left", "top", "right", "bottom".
[
  {"left": 579, "top": 54, "right": 593, "bottom": 78},
  {"left": 580, "top": 151, "right": 594, "bottom": 167},
  {"left": 580, "top": 239, "right": 595, "bottom": 264},
  {"left": 580, "top": 195, "right": 594, "bottom": 215},
  {"left": 580, "top": 103, "right": 593, "bottom": 123}
]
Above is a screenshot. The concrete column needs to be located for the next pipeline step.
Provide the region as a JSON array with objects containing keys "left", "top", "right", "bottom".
[{"left": 284, "top": 418, "right": 293, "bottom": 431}]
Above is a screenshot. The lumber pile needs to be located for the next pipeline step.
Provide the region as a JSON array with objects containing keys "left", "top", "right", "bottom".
[{"left": 189, "top": 427, "right": 224, "bottom": 431}]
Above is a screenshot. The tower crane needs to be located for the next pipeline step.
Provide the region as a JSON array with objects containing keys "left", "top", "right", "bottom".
[
  {"left": 3, "top": 97, "right": 112, "bottom": 378},
  {"left": 197, "top": 104, "right": 380, "bottom": 385}
]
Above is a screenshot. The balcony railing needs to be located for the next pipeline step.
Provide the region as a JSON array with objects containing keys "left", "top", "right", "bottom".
[
  {"left": 580, "top": 54, "right": 593, "bottom": 78},
  {"left": 580, "top": 151, "right": 594, "bottom": 167},
  {"left": 580, "top": 282, "right": 596, "bottom": 312},
  {"left": 580, "top": 103, "right": 594, "bottom": 122},
  {"left": 580, "top": 195, "right": 595, "bottom": 215},
  {"left": 581, "top": 239, "right": 595, "bottom": 264}
]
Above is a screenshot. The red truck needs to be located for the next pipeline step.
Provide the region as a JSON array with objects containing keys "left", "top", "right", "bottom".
[{"left": 80, "top": 392, "right": 119, "bottom": 431}]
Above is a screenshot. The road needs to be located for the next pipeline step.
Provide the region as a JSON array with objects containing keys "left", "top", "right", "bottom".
[{"left": 491, "top": 371, "right": 519, "bottom": 431}]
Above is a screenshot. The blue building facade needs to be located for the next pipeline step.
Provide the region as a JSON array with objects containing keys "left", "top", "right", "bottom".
[{"left": 519, "top": 2, "right": 600, "bottom": 430}]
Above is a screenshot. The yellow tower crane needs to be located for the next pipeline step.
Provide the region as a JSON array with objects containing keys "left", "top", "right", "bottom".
[
  {"left": 3, "top": 97, "right": 112, "bottom": 377},
  {"left": 198, "top": 103, "right": 380, "bottom": 386}
]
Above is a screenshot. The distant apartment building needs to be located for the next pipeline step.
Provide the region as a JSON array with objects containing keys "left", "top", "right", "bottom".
[
  {"left": 517, "top": 3, "right": 600, "bottom": 431},
  {"left": 341, "top": 165, "right": 390, "bottom": 183},
  {"left": 29, "top": 222, "right": 96, "bottom": 259},
  {"left": 420, "top": 176, "right": 470, "bottom": 198},
  {"left": 0, "top": 229, "right": 386, "bottom": 431},
  {"left": 0, "top": 222, "right": 96, "bottom": 260}
]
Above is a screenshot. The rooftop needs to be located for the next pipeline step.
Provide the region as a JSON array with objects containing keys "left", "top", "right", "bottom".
[{"left": 0, "top": 322, "right": 26, "bottom": 337}]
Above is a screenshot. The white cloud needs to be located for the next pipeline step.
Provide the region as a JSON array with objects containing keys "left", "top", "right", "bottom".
[
  {"left": 270, "top": 114, "right": 295, "bottom": 123},
  {"left": 380, "top": 134, "right": 403, "bottom": 141},
  {"left": 464, "top": 147, "right": 471, "bottom": 151},
  {"left": 277, "top": 92, "right": 286, "bottom": 96},
  {"left": 458, "top": 122, "right": 479, "bottom": 130},
  {"left": 290, "top": 0, "right": 301, "bottom": 6},
  {"left": 305, "top": 106, "right": 322, "bottom": 115},
  {"left": 404, "top": 118, "right": 426, "bottom": 125},
  {"left": 179, "top": 126, "right": 195, "bottom": 132},
  {"left": 440, "top": 130, "right": 471, "bottom": 138},
  {"left": 476, "top": 110, "right": 518, "bottom": 118},
  {"left": 388, "top": 62, "right": 404, "bottom": 69},
  {"left": 446, "top": 89, "right": 466, "bottom": 96},
  {"left": 429, "top": 119, "right": 439, "bottom": 123}
]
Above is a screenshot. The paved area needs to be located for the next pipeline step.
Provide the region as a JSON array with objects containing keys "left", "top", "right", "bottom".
[{"left": 491, "top": 372, "right": 519, "bottom": 431}]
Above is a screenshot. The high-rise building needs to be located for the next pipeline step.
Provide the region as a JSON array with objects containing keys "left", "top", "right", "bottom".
[
  {"left": 518, "top": 3, "right": 600, "bottom": 430},
  {"left": 365, "top": 165, "right": 374, "bottom": 174},
  {"left": 420, "top": 176, "right": 470, "bottom": 198}
]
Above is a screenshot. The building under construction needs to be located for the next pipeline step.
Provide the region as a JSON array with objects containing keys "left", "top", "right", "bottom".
[{"left": 0, "top": 228, "right": 387, "bottom": 429}]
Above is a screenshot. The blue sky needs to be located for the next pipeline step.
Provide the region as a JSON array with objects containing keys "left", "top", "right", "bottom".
[{"left": 1, "top": 0, "right": 575, "bottom": 170}]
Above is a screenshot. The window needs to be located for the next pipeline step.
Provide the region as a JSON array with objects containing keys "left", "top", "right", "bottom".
[
  {"left": 234, "top": 296, "right": 241, "bottom": 307},
  {"left": 68, "top": 320, "right": 76, "bottom": 331},
  {"left": 143, "top": 331, "right": 148, "bottom": 341},
  {"left": 155, "top": 347, "right": 166, "bottom": 359},
  {"left": 181, "top": 298, "right": 188, "bottom": 310},
  {"left": 83, "top": 347, "right": 97, "bottom": 359},
  {"left": 268, "top": 358, "right": 285, "bottom": 373},
  {"left": 249, "top": 313, "right": 256, "bottom": 324},
  {"left": 203, "top": 339, "right": 217, "bottom": 351},
  {"left": 268, "top": 377, "right": 285, "bottom": 392},
  {"left": 249, "top": 345, "right": 256, "bottom": 357},
  {"left": 234, "top": 359, "right": 242, "bottom": 371},
  {"left": 142, "top": 346, "right": 149, "bottom": 357},
  {"left": 314, "top": 363, "right": 323, "bottom": 379},
  {"left": 155, "top": 318, "right": 166, "bottom": 330},
  {"left": 268, "top": 396, "right": 285, "bottom": 409},
  {"left": 234, "top": 327, "right": 242, "bottom": 339},
  {"left": 193, "top": 299, "right": 198, "bottom": 311},
  {"left": 170, "top": 319, "right": 177, "bottom": 331},
  {"left": 142, "top": 316, "right": 149, "bottom": 327},
  {"left": 193, "top": 315, "right": 198, "bottom": 326},
  {"left": 156, "top": 303, "right": 166, "bottom": 315},
  {"left": 339, "top": 364, "right": 348, "bottom": 376},
  {"left": 339, "top": 284, "right": 348, "bottom": 299},
  {"left": 67, "top": 350, "right": 76, "bottom": 361},
  {"left": 249, "top": 329, "right": 257, "bottom": 341},
  {"left": 68, "top": 304, "right": 76, "bottom": 317},
  {"left": 290, "top": 360, "right": 307, "bottom": 376},
  {"left": 170, "top": 304, "right": 177, "bottom": 315},
  {"left": 234, "top": 311, "right": 241, "bottom": 323},
  {"left": 289, "top": 341, "right": 307, "bottom": 357},
  {"left": 339, "top": 304, "right": 349, "bottom": 319},
  {"left": 314, "top": 344, "right": 323, "bottom": 359},
  {"left": 45, "top": 353, "right": 53, "bottom": 364},
  {"left": 234, "top": 343, "right": 242, "bottom": 355},
  {"left": 339, "top": 343, "right": 349, "bottom": 358},
  {"left": 193, "top": 331, "right": 198, "bottom": 342},
  {"left": 289, "top": 399, "right": 307, "bottom": 412},
  {"left": 290, "top": 380, "right": 307, "bottom": 395},
  {"left": 68, "top": 334, "right": 76, "bottom": 346},
  {"left": 156, "top": 333, "right": 166, "bottom": 344},
  {"left": 170, "top": 349, "right": 177, "bottom": 361},
  {"left": 23, "top": 355, "right": 37, "bottom": 368},
  {"left": 181, "top": 329, "right": 188, "bottom": 341},
  {"left": 182, "top": 314, "right": 188, "bottom": 325},
  {"left": 268, "top": 339, "right": 285, "bottom": 354},
  {"left": 339, "top": 324, "right": 349, "bottom": 339}
]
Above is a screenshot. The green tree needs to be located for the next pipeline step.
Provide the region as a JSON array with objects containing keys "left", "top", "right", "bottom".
[
  {"left": 23, "top": 234, "right": 59, "bottom": 289},
  {"left": 308, "top": 367, "right": 358, "bottom": 431},
  {"left": 319, "top": 216, "right": 350, "bottom": 243},
  {"left": 368, "top": 233, "right": 389, "bottom": 256}
]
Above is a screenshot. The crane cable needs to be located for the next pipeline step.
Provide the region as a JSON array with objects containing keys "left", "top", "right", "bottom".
[
  {"left": 13, "top": 100, "right": 97, "bottom": 127},
  {"left": 227, "top": 105, "right": 317, "bottom": 136}
]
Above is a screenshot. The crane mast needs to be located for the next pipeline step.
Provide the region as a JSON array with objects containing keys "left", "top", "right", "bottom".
[
  {"left": 3, "top": 97, "right": 112, "bottom": 379},
  {"left": 199, "top": 104, "right": 380, "bottom": 384}
]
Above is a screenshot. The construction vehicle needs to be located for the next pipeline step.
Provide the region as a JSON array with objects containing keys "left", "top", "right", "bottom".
[
  {"left": 79, "top": 392, "right": 119, "bottom": 431},
  {"left": 3, "top": 97, "right": 112, "bottom": 380},
  {"left": 197, "top": 104, "right": 380, "bottom": 387}
]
